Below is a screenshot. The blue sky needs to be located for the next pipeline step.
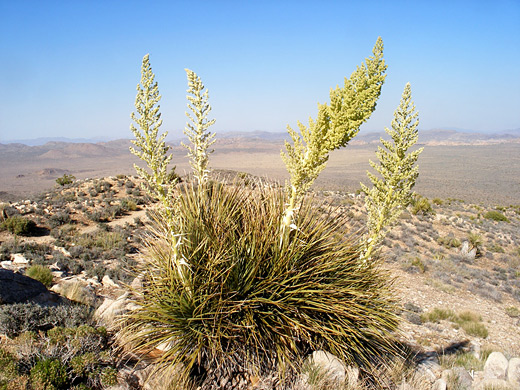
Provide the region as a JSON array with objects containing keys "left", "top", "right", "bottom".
[{"left": 0, "top": 0, "right": 519, "bottom": 141}]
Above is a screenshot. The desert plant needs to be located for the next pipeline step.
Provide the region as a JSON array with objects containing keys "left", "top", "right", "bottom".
[
  {"left": 0, "top": 303, "right": 91, "bottom": 338},
  {"left": 48, "top": 211, "right": 72, "bottom": 228},
  {"left": 1, "top": 216, "right": 36, "bottom": 236},
  {"left": 183, "top": 68, "right": 216, "bottom": 187},
  {"left": 410, "top": 195, "right": 433, "bottom": 216},
  {"left": 362, "top": 83, "right": 423, "bottom": 260},
  {"left": 26, "top": 264, "right": 54, "bottom": 287},
  {"left": 30, "top": 358, "right": 68, "bottom": 390},
  {"left": 123, "top": 40, "right": 413, "bottom": 388},
  {"left": 467, "top": 231, "right": 483, "bottom": 256},
  {"left": 484, "top": 210, "right": 510, "bottom": 222},
  {"left": 120, "top": 184, "right": 399, "bottom": 386},
  {"left": 55, "top": 174, "right": 76, "bottom": 186},
  {"left": 129, "top": 54, "right": 176, "bottom": 217},
  {"left": 281, "top": 37, "right": 387, "bottom": 237}
]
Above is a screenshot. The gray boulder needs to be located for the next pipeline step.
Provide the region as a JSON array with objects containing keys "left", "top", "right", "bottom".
[{"left": 0, "top": 268, "right": 47, "bottom": 304}]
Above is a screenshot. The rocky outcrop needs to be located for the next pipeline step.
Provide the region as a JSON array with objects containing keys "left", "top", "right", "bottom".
[{"left": 0, "top": 268, "right": 47, "bottom": 304}]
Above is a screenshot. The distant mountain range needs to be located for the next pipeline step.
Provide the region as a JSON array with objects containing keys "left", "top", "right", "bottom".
[{"left": 1, "top": 128, "right": 519, "bottom": 149}]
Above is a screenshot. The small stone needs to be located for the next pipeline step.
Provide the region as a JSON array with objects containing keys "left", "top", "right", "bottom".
[
  {"left": 11, "top": 253, "right": 29, "bottom": 264},
  {"left": 102, "top": 274, "right": 119, "bottom": 288},
  {"left": 0, "top": 261, "right": 15, "bottom": 270},
  {"left": 484, "top": 352, "right": 509, "bottom": 380}
]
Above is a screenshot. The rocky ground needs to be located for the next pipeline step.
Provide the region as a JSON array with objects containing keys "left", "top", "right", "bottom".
[{"left": 0, "top": 173, "right": 519, "bottom": 389}]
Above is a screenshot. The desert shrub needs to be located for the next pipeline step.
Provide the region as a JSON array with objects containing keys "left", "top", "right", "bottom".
[
  {"left": 420, "top": 308, "right": 457, "bottom": 323},
  {"left": 484, "top": 210, "right": 510, "bottom": 222},
  {"left": 48, "top": 211, "right": 72, "bottom": 228},
  {"left": 121, "top": 184, "right": 399, "bottom": 384},
  {"left": 0, "top": 348, "right": 18, "bottom": 381},
  {"left": 410, "top": 195, "right": 433, "bottom": 215},
  {"left": 421, "top": 308, "right": 488, "bottom": 338},
  {"left": 1, "top": 216, "right": 36, "bottom": 236},
  {"left": 120, "top": 198, "right": 138, "bottom": 211},
  {"left": 0, "top": 303, "right": 91, "bottom": 338},
  {"left": 437, "top": 235, "right": 462, "bottom": 249},
  {"left": 487, "top": 243, "right": 505, "bottom": 253},
  {"left": 55, "top": 174, "right": 76, "bottom": 186},
  {"left": 26, "top": 265, "right": 54, "bottom": 287},
  {"left": 432, "top": 198, "right": 444, "bottom": 205},
  {"left": 30, "top": 358, "right": 67, "bottom": 390},
  {"left": 505, "top": 306, "right": 520, "bottom": 317}
]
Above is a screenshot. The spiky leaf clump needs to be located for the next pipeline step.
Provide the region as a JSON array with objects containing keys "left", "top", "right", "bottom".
[
  {"left": 120, "top": 183, "right": 399, "bottom": 387},
  {"left": 361, "top": 83, "right": 423, "bottom": 260}
]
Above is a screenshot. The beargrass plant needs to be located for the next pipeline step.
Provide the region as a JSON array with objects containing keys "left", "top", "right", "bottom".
[
  {"left": 121, "top": 183, "right": 399, "bottom": 385},
  {"left": 121, "top": 40, "right": 420, "bottom": 388}
]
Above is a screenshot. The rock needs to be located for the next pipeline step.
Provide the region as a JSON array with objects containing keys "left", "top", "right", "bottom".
[
  {"left": 431, "top": 378, "right": 446, "bottom": 390},
  {"left": 51, "top": 271, "right": 64, "bottom": 278},
  {"left": 441, "top": 367, "right": 473, "bottom": 390},
  {"left": 0, "top": 261, "right": 15, "bottom": 270},
  {"left": 484, "top": 352, "right": 509, "bottom": 380},
  {"left": 0, "top": 269, "right": 48, "bottom": 304},
  {"left": 102, "top": 274, "right": 119, "bottom": 288},
  {"left": 11, "top": 253, "right": 29, "bottom": 264},
  {"left": 53, "top": 245, "right": 71, "bottom": 257},
  {"left": 459, "top": 241, "right": 477, "bottom": 261},
  {"left": 508, "top": 357, "right": 520, "bottom": 387},
  {"left": 307, "top": 350, "right": 346, "bottom": 383},
  {"left": 94, "top": 293, "right": 133, "bottom": 329},
  {"left": 51, "top": 279, "right": 96, "bottom": 305}
]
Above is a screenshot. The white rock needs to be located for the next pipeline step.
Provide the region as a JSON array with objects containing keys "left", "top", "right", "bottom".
[
  {"left": 11, "top": 253, "right": 29, "bottom": 264},
  {"left": 102, "top": 274, "right": 119, "bottom": 288},
  {"left": 508, "top": 357, "right": 520, "bottom": 387},
  {"left": 53, "top": 246, "right": 71, "bottom": 257},
  {"left": 484, "top": 352, "right": 509, "bottom": 380},
  {"left": 0, "top": 261, "right": 15, "bottom": 270}
]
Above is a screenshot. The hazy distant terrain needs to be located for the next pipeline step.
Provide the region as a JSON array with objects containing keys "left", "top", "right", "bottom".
[{"left": 1, "top": 130, "right": 519, "bottom": 204}]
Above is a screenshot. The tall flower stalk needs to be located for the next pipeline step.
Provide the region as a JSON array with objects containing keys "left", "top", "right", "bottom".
[
  {"left": 183, "top": 69, "right": 216, "bottom": 191},
  {"left": 280, "top": 37, "right": 387, "bottom": 242},
  {"left": 129, "top": 54, "right": 185, "bottom": 283},
  {"left": 361, "top": 83, "right": 423, "bottom": 261}
]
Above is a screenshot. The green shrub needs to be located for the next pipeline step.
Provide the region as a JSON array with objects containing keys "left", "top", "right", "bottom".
[
  {"left": 432, "top": 198, "right": 444, "bottom": 205},
  {"left": 1, "top": 216, "right": 36, "bottom": 235},
  {"left": 48, "top": 212, "right": 72, "bottom": 228},
  {"left": 437, "top": 235, "right": 462, "bottom": 249},
  {"left": 121, "top": 184, "right": 399, "bottom": 384},
  {"left": 505, "top": 306, "right": 520, "bottom": 317},
  {"left": 410, "top": 195, "right": 434, "bottom": 215},
  {"left": 421, "top": 308, "right": 457, "bottom": 323},
  {"left": 484, "top": 210, "right": 510, "bottom": 222},
  {"left": 460, "top": 321, "right": 488, "bottom": 338},
  {"left": 488, "top": 243, "right": 505, "bottom": 253},
  {"left": 0, "top": 348, "right": 18, "bottom": 381},
  {"left": 30, "top": 358, "right": 68, "bottom": 390},
  {"left": 26, "top": 265, "right": 54, "bottom": 287},
  {"left": 55, "top": 174, "right": 76, "bottom": 186}
]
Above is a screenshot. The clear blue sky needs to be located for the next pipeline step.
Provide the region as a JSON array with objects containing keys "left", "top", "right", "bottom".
[{"left": 1, "top": 0, "right": 519, "bottom": 141}]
